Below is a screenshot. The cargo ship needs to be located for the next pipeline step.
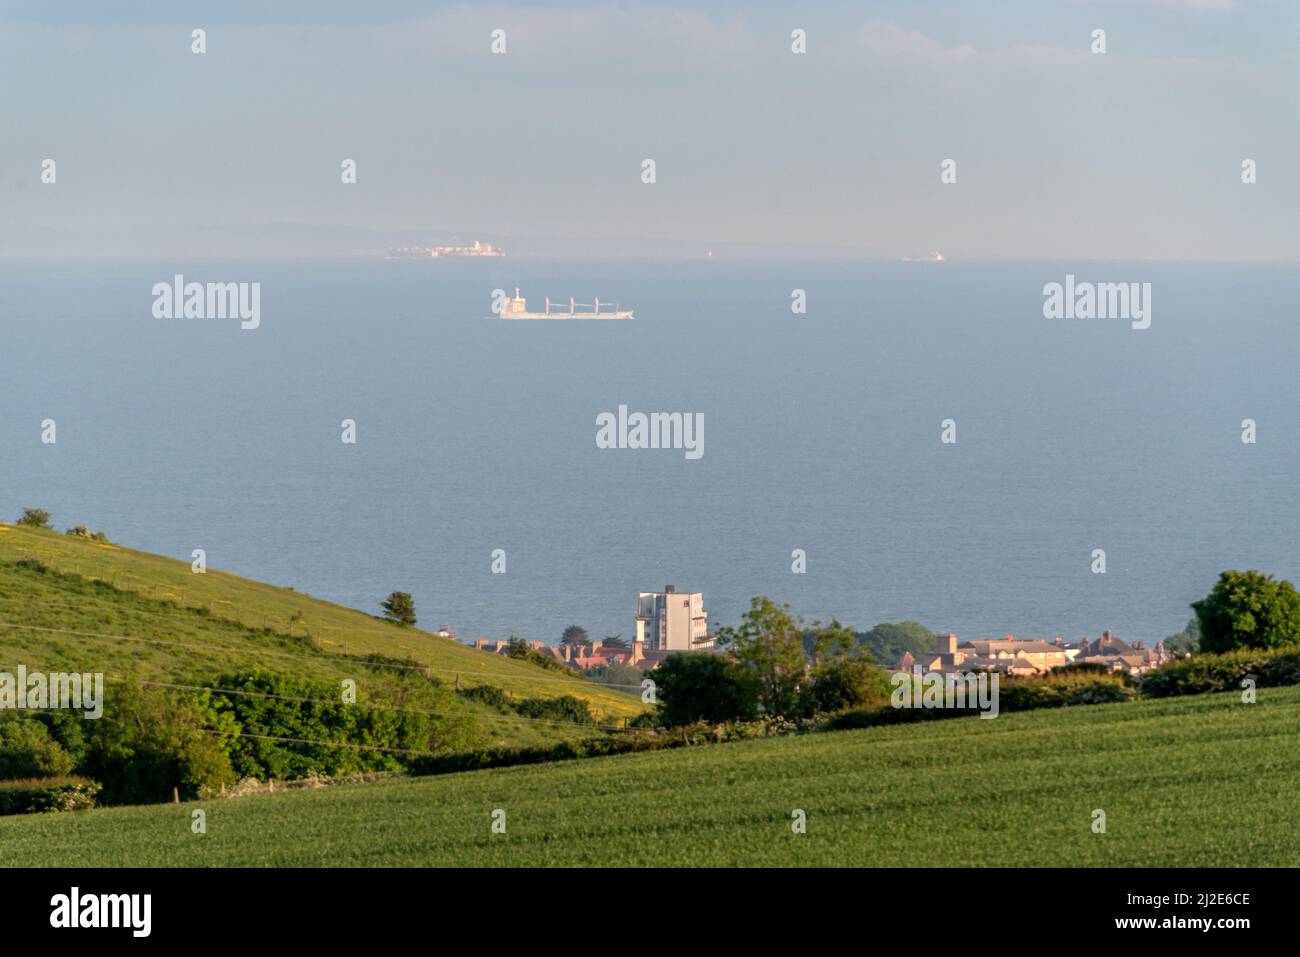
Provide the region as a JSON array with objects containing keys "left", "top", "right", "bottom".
[{"left": 498, "top": 288, "right": 632, "bottom": 320}]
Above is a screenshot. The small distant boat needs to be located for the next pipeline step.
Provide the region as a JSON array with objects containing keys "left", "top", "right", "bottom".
[
  {"left": 901, "top": 251, "right": 945, "bottom": 263},
  {"left": 498, "top": 288, "right": 633, "bottom": 320}
]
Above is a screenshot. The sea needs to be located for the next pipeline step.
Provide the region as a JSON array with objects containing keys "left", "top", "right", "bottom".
[{"left": 2, "top": 258, "right": 1297, "bottom": 648}]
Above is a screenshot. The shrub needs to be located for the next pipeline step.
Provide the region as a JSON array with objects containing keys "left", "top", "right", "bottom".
[
  {"left": 83, "top": 685, "right": 237, "bottom": 805},
  {"left": 0, "top": 716, "right": 77, "bottom": 779},
  {"left": 1137, "top": 647, "right": 1300, "bottom": 698},
  {"left": 825, "top": 674, "right": 1134, "bottom": 731},
  {"left": 16, "top": 508, "right": 51, "bottom": 528},
  {"left": 204, "top": 671, "right": 480, "bottom": 781},
  {"left": 514, "top": 695, "right": 594, "bottom": 725},
  {"left": 65, "top": 525, "right": 111, "bottom": 542},
  {"left": 802, "top": 658, "right": 890, "bottom": 715},
  {"left": 583, "top": 663, "right": 644, "bottom": 690},
  {"left": 0, "top": 777, "right": 101, "bottom": 815},
  {"left": 459, "top": 683, "right": 513, "bottom": 713},
  {"left": 506, "top": 637, "right": 581, "bottom": 676}
]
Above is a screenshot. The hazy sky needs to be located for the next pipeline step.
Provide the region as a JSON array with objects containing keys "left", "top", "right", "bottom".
[{"left": 2, "top": 0, "right": 1297, "bottom": 259}]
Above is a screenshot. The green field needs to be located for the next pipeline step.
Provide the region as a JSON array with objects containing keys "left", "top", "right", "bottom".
[
  {"left": 4, "top": 684, "right": 1297, "bottom": 867},
  {"left": 0, "top": 522, "right": 642, "bottom": 754}
]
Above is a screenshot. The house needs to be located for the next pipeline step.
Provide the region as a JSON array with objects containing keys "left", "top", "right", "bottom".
[
  {"left": 1073, "top": 630, "right": 1168, "bottom": 673},
  {"left": 470, "top": 584, "right": 716, "bottom": 673},
  {"left": 895, "top": 629, "right": 1170, "bottom": 677}
]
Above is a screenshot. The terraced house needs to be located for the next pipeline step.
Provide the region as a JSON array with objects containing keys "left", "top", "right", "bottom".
[{"left": 897, "top": 630, "right": 1169, "bottom": 677}]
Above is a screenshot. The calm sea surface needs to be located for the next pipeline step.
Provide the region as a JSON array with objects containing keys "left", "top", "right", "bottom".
[{"left": 2, "top": 259, "right": 1297, "bottom": 647}]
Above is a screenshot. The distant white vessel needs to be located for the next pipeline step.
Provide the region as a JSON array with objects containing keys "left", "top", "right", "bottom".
[
  {"left": 901, "top": 251, "right": 945, "bottom": 262},
  {"left": 499, "top": 288, "right": 633, "bottom": 320},
  {"left": 387, "top": 240, "right": 504, "bottom": 260}
]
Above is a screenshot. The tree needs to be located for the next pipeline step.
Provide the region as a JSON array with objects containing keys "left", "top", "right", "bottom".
[
  {"left": 652, "top": 653, "right": 760, "bottom": 726},
  {"left": 803, "top": 657, "right": 888, "bottom": 716},
  {"left": 1164, "top": 617, "right": 1200, "bottom": 654},
  {"left": 0, "top": 716, "right": 76, "bottom": 778},
  {"left": 17, "top": 508, "right": 51, "bottom": 529},
  {"left": 381, "top": 591, "right": 417, "bottom": 627},
  {"left": 856, "top": 621, "right": 936, "bottom": 665},
  {"left": 715, "top": 597, "right": 808, "bottom": 717},
  {"left": 799, "top": 619, "right": 884, "bottom": 716},
  {"left": 806, "top": 617, "right": 857, "bottom": 665},
  {"left": 1192, "top": 570, "right": 1300, "bottom": 653},
  {"left": 561, "top": 624, "right": 589, "bottom": 649}
]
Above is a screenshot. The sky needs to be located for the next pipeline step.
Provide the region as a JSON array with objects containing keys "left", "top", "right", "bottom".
[{"left": 2, "top": 0, "right": 1298, "bottom": 260}]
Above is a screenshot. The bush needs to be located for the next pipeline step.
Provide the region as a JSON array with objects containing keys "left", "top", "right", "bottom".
[
  {"left": 652, "top": 653, "right": 761, "bottom": 727},
  {"left": 514, "top": 695, "right": 594, "bottom": 725},
  {"left": 583, "top": 662, "right": 644, "bottom": 690},
  {"left": 16, "top": 508, "right": 51, "bottom": 528},
  {"left": 457, "top": 685, "right": 594, "bottom": 725},
  {"left": 83, "top": 684, "right": 238, "bottom": 805},
  {"left": 0, "top": 777, "right": 101, "bottom": 815},
  {"left": 206, "top": 671, "right": 475, "bottom": 780},
  {"left": 802, "top": 658, "right": 890, "bottom": 716},
  {"left": 824, "top": 674, "right": 1134, "bottom": 731},
  {"left": 505, "top": 637, "right": 581, "bottom": 676},
  {"left": 66, "top": 525, "right": 111, "bottom": 542},
  {"left": 459, "top": 683, "right": 513, "bottom": 713},
  {"left": 1137, "top": 647, "right": 1300, "bottom": 698},
  {"left": 409, "top": 734, "right": 667, "bottom": 777},
  {"left": 0, "top": 716, "right": 77, "bottom": 778}
]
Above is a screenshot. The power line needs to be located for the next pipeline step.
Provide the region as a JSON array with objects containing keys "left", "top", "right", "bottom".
[{"left": 196, "top": 728, "right": 446, "bottom": 758}]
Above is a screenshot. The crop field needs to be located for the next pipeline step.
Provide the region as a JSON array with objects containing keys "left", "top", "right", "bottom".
[{"left": 4, "top": 683, "right": 1298, "bottom": 867}]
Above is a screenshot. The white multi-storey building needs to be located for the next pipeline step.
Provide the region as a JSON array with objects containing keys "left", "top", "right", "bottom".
[{"left": 636, "top": 585, "right": 711, "bottom": 652}]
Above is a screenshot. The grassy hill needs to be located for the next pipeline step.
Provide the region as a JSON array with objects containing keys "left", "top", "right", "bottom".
[
  {"left": 4, "top": 684, "right": 1297, "bottom": 866},
  {"left": 0, "top": 523, "right": 643, "bottom": 751}
]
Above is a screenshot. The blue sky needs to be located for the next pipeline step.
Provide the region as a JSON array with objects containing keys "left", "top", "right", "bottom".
[{"left": 2, "top": 1, "right": 1297, "bottom": 259}]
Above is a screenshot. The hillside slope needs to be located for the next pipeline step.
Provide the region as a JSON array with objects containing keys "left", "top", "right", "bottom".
[
  {"left": 0, "top": 524, "right": 643, "bottom": 741},
  {"left": 3, "top": 685, "right": 1297, "bottom": 866}
]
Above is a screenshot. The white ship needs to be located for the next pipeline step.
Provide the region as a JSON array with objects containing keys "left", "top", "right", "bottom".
[
  {"left": 386, "top": 240, "right": 504, "bottom": 260},
  {"left": 498, "top": 288, "right": 633, "bottom": 320},
  {"left": 901, "top": 251, "right": 945, "bottom": 262}
]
